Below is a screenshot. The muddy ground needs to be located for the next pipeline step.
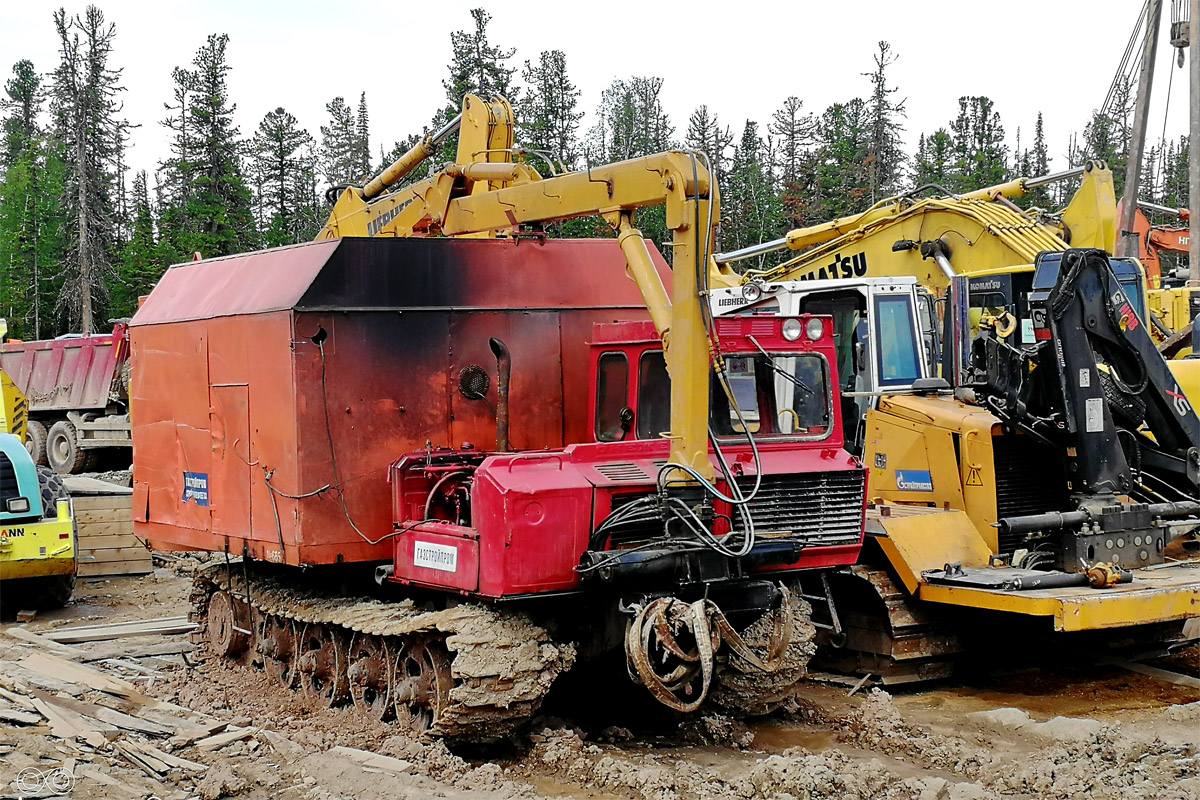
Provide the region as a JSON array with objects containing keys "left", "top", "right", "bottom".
[{"left": 2, "top": 571, "right": 1198, "bottom": 800}]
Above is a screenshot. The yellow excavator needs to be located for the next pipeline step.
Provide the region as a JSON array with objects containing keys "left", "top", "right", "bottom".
[{"left": 707, "top": 173, "right": 1200, "bottom": 680}]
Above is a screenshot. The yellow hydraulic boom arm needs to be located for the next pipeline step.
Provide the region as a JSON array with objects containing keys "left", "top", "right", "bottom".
[
  {"left": 323, "top": 146, "right": 720, "bottom": 481},
  {"left": 320, "top": 95, "right": 538, "bottom": 240},
  {"left": 709, "top": 161, "right": 1118, "bottom": 291}
]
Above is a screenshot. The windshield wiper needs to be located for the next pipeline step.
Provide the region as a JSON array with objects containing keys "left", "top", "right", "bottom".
[{"left": 746, "top": 336, "right": 814, "bottom": 394}]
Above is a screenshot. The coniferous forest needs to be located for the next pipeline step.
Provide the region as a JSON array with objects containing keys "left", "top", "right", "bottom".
[{"left": 0, "top": 6, "right": 1192, "bottom": 339}]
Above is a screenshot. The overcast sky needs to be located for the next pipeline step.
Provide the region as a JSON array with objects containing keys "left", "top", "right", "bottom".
[{"left": 2, "top": 0, "right": 1194, "bottom": 189}]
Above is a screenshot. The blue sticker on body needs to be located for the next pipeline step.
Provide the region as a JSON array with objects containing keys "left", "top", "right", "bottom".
[
  {"left": 182, "top": 472, "right": 210, "bottom": 506},
  {"left": 895, "top": 469, "right": 934, "bottom": 492}
]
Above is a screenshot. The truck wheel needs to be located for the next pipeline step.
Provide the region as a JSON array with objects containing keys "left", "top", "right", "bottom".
[
  {"left": 33, "top": 574, "right": 76, "bottom": 609},
  {"left": 37, "top": 466, "right": 69, "bottom": 517},
  {"left": 46, "top": 420, "right": 87, "bottom": 475},
  {"left": 33, "top": 466, "right": 75, "bottom": 608},
  {"left": 24, "top": 421, "right": 48, "bottom": 466}
]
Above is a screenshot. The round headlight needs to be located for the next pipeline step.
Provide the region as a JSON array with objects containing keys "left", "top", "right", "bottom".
[
  {"left": 741, "top": 282, "right": 763, "bottom": 303},
  {"left": 805, "top": 317, "right": 824, "bottom": 341},
  {"left": 781, "top": 318, "right": 803, "bottom": 341}
]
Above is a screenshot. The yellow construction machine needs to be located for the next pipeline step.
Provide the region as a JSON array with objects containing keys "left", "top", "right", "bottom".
[
  {"left": 709, "top": 198, "right": 1200, "bottom": 680},
  {"left": 0, "top": 319, "right": 77, "bottom": 611}
]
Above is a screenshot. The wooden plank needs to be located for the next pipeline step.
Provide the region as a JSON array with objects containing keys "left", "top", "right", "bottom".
[
  {"left": 194, "top": 725, "right": 258, "bottom": 751},
  {"left": 76, "top": 547, "right": 150, "bottom": 564},
  {"left": 77, "top": 641, "right": 195, "bottom": 662},
  {"left": 29, "top": 697, "right": 109, "bottom": 747},
  {"left": 76, "top": 509, "right": 134, "bottom": 523},
  {"left": 78, "top": 530, "right": 139, "bottom": 543},
  {"left": 18, "top": 652, "right": 143, "bottom": 700},
  {"left": 45, "top": 617, "right": 194, "bottom": 644},
  {"left": 4, "top": 627, "right": 81, "bottom": 655},
  {"left": 329, "top": 746, "right": 414, "bottom": 774},
  {"left": 0, "top": 707, "right": 42, "bottom": 724},
  {"left": 73, "top": 501, "right": 133, "bottom": 513},
  {"left": 0, "top": 686, "right": 37, "bottom": 709},
  {"left": 76, "top": 522, "right": 138, "bottom": 537},
  {"left": 129, "top": 741, "right": 207, "bottom": 773},
  {"left": 32, "top": 688, "right": 174, "bottom": 736},
  {"left": 62, "top": 476, "right": 133, "bottom": 495},
  {"left": 77, "top": 561, "right": 152, "bottom": 578}
]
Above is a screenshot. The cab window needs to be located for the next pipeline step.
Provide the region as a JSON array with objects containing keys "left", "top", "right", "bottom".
[
  {"left": 873, "top": 295, "right": 922, "bottom": 387},
  {"left": 710, "top": 353, "right": 831, "bottom": 440},
  {"left": 595, "top": 352, "right": 629, "bottom": 442},
  {"left": 637, "top": 350, "right": 671, "bottom": 440}
]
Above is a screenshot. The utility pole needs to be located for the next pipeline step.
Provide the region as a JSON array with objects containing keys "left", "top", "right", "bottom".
[
  {"left": 1120, "top": 0, "right": 1164, "bottom": 258},
  {"left": 1190, "top": 0, "right": 1199, "bottom": 289}
]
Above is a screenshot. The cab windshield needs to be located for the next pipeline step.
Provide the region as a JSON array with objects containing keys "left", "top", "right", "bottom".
[{"left": 711, "top": 353, "right": 831, "bottom": 440}]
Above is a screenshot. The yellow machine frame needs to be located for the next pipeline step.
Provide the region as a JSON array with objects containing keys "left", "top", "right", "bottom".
[
  {"left": 320, "top": 101, "right": 719, "bottom": 481},
  {"left": 0, "top": 498, "right": 75, "bottom": 581}
]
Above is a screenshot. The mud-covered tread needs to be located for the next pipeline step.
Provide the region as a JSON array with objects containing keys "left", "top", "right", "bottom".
[
  {"left": 710, "top": 588, "right": 817, "bottom": 716},
  {"left": 191, "top": 561, "right": 575, "bottom": 743}
]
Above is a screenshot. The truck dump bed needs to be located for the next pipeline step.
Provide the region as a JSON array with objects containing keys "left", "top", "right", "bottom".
[
  {"left": 130, "top": 237, "right": 670, "bottom": 567},
  {"left": 0, "top": 326, "right": 128, "bottom": 413}
]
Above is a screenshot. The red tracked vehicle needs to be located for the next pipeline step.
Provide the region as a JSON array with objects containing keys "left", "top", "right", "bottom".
[{"left": 135, "top": 127, "right": 868, "bottom": 741}]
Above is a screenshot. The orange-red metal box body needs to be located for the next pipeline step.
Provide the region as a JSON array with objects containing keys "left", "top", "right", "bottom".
[{"left": 130, "top": 237, "right": 668, "bottom": 566}]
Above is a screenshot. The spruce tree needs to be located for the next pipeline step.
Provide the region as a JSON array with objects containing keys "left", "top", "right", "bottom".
[
  {"left": 50, "top": 5, "right": 126, "bottom": 332},
  {"left": 863, "top": 41, "right": 907, "bottom": 201},
  {"left": 768, "top": 96, "right": 814, "bottom": 227},
  {"left": 351, "top": 92, "right": 371, "bottom": 181},
  {"left": 111, "top": 169, "right": 156, "bottom": 317},
  {"left": 519, "top": 50, "right": 582, "bottom": 172},
  {"left": 319, "top": 96, "right": 358, "bottom": 187},
  {"left": 251, "top": 106, "right": 313, "bottom": 246},
  {"left": 684, "top": 105, "right": 732, "bottom": 190},
  {"left": 722, "top": 120, "right": 782, "bottom": 264},
  {"left": 443, "top": 9, "right": 518, "bottom": 108},
  {"left": 0, "top": 59, "right": 62, "bottom": 338},
  {"left": 184, "top": 33, "right": 256, "bottom": 257},
  {"left": 946, "top": 96, "right": 1008, "bottom": 192}
]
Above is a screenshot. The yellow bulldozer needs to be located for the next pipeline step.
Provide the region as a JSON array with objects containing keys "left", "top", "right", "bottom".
[{"left": 707, "top": 176, "right": 1200, "bottom": 681}]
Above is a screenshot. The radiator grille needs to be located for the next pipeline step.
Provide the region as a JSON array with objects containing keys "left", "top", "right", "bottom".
[
  {"left": 0, "top": 453, "right": 18, "bottom": 504},
  {"left": 594, "top": 462, "right": 650, "bottom": 482},
  {"left": 994, "top": 435, "right": 1071, "bottom": 553},
  {"left": 732, "top": 470, "right": 865, "bottom": 547}
]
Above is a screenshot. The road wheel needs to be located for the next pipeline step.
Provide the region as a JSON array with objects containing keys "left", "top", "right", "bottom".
[
  {"left": 33, "top": 574, "right": 75, "bottom": 609},
  {"left": 24, "top": 421, "right": 48, "bottom": 466},
  {"left": 37, "top": 466, "right": 68, "bottom": 517},
  {"left": 46, "top": 420, "right": 87, "bottom": 475}
]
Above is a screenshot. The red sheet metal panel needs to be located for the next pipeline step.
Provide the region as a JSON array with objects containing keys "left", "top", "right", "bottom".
[
  {"left": 133, "top": 237, "right": 670, "bottom": 567},
  {"left": 0, "top": 325, "right": 127, "bottom": 413},
  {"left": 131, "top": 240, "right": 340, "bottom": 326}
]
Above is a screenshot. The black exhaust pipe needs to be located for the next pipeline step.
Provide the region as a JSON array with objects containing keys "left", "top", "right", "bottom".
[{"left": 489, "top": 338, "right": 510, "bottom": 452}]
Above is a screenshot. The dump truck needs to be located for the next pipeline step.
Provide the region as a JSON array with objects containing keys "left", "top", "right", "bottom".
[
  {"left": 0, "top": 323, "right": 132, "bottom": 474},
  {"left": 133, "top": 95, "right": 870, "bottom": 739}
]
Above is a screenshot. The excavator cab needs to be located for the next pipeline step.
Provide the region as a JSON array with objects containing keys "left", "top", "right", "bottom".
[{"left": 709, "top": 278, "right": 934, "bottom": 456}]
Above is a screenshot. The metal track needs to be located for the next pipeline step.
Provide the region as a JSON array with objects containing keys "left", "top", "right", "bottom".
[
  {"left": 710, "top": 591, "right": 818, "bottom": 714},
  {"left": 190, "top": 561, "right": 575, "bottom": 743},
  {"left": 815, "top": 566, "right": 961, "bottom": 684}
]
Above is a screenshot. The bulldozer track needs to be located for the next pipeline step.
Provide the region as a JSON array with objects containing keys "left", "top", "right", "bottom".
[
  {"left": 816, "top": 565, "right": 961, "bottom": 684},
  {"left": 190, "top": 561, "right": 575, "bottom": 743}
]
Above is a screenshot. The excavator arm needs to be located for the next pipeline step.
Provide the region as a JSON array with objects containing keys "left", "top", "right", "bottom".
[
  {"left": 319, "top": 95, "right": 531, "bottom": 240},
  {"left": 322, "top": 143, "right": 720, "bottom": 480}
]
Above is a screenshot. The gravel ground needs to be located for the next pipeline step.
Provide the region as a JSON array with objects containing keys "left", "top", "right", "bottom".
[{"left": 1, "top": 572, "right": 1197, "bottom": 800}]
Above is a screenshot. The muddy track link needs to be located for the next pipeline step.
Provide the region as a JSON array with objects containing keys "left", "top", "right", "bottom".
[
  {"left": 816, "top": 565, "right": 961, "bottom": 684},
  {"left": 710, "top": 591, "right": 818, "bottom": 715},
  {"left": 190, "top": 561, "right": 575, "bottom": 743}
]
